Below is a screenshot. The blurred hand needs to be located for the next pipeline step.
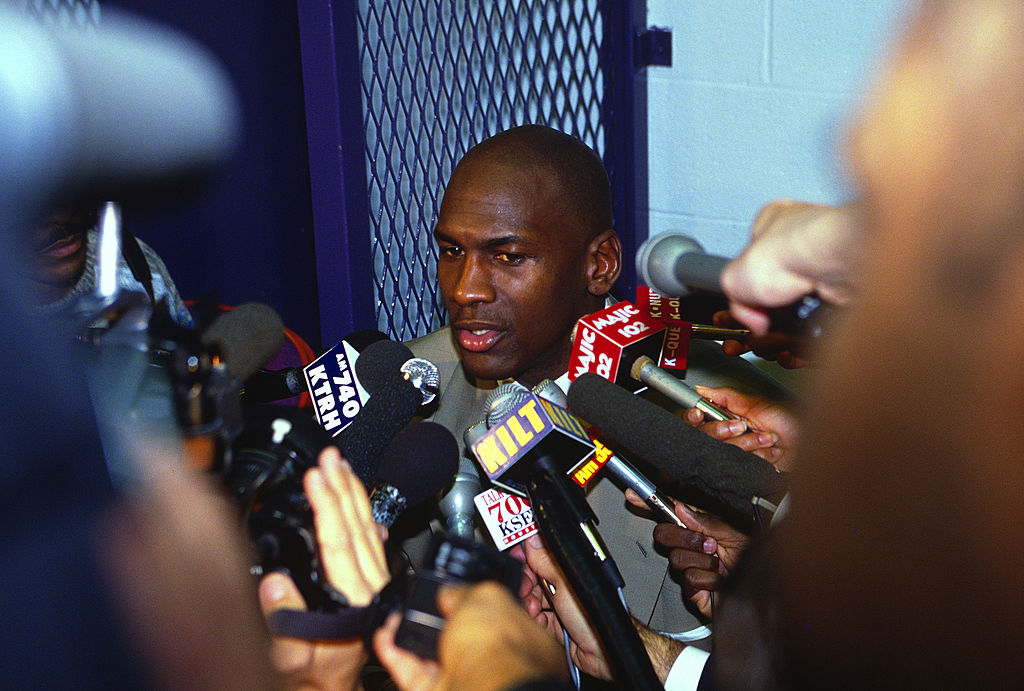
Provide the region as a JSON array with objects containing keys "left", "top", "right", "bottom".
[
  {"left": 258, "top": 446, "right": 390, "bottom": 691},
  {"left": 374, "top": 581, "right": 568, "bottom": 691},
  {"left": 99, "top": 439, "right": 276, "bottom": 690},
  {"left": 721, "top": 199, "right": 863, "bottom": 335}
]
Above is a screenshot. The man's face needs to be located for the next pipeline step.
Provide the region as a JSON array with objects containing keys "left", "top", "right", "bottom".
[
  {"left": 28, "top": 206, "right": 92, "bottom": 302},
  {"left": 434, "top": 160, "right": 602, "bottom": 387}
]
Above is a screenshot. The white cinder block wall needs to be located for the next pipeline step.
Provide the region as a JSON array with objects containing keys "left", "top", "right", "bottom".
[{"left": 644, "top": 1, "right": 909, "bottom": 256}]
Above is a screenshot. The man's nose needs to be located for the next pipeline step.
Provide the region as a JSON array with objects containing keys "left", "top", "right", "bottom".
[{"left": 452, "top": 255, "right": 495, "bottom": 306}]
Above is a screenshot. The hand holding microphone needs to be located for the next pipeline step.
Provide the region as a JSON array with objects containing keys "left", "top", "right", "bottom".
[
  {"left": 567, "top": 373, "right": 788, "bottom": 522},
  {"left": 723, "top": 200, "right": 863, "bottom": 336},
  {"left": 636, "top": 202, "right": 858, "bottom": 342},
  {"left": 682, "top": 385, "right": 799, "bottom": 473}
]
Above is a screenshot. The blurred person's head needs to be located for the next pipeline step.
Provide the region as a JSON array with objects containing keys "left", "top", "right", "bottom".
[
  {"left": 27, "top": 204, "right": 96, "bottom": 303},
  {"left": 782, "top": 2, "right": 1024, "bottom": 687}
]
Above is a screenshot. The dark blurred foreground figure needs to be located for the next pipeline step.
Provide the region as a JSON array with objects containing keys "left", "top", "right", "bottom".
[
  {"left": 0, "top": 212, "right": 276, "bottom": 688},
  {"left": 760, "top": 0, "right": 1024, "bottom": 687},
  {"left": 28, "top": 203, "right": 194, "bottom": 327},
  {"left": 0, "top": 3, "right": 267, "bottom": 687}
]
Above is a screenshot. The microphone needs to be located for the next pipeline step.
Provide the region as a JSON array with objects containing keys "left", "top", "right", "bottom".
[
  {"left": 440, "top": 383, "right": 530, "bottom": 541},
  {"left": 162, "top": 302, "right": 283, "bottom": 470},
  {"left": 469, "top": 392, "right": 595, "bottom": 497},
  {"left": 245, "top": 330, "right": 387, "bottom": 405},
  {"left": 567, "top": 373, "right": 787, "bottom": 520},
  {"left": 531, "top": 380, "right": 685, "bottom": 527},
  {"left": 0, "top": 6, "right": 239, "bottom": 226},
  {"left": 302, "top": 331, "right": 389, "bottom": 433},
  {"left": 569, "top": 300, "right": 666, "bottom": 394},
  {"left": 356, "top": 340, "right": 440, "bottom": 405},
  {"left": 636, "top": 232, "right": 829, "bottom": 338},
  {"left": 485, "top": 381, "right": 532, "bottom": 427},
  {"left": 438, "top": 454, "right": 483, "bottom": 539},
  {"left": 242, "top": 367, "right": 306, "bottom": 404},
  {"left": 630, "top": 355, "right": 736, "bottom": 422},
  {"left": 636, "top": 233, "right": 728, "bottom": 298},
  {"left": 201, "top": 303, "right": 286, "bottom": 384},
  {"left": 332, "top": 361, "right": 430, "bottom": 489},
  {"left": 468, "top": 390, "right": 661, "bottom": 689},
  {"left": 570, "top": 299, "right": 734, "bottom": 421},
  {"left": 370, "top": 422, "right": 459, "bottom": 527}
]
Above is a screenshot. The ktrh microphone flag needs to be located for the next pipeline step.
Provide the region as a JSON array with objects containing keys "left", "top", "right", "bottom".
[{"left": 303, "top": 340, "right": 369, "bottom": 436}]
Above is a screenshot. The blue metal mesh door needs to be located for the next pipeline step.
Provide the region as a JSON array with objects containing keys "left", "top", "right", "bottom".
[{"left": 355, "top": 0, "right": 618, "bottom": 341}]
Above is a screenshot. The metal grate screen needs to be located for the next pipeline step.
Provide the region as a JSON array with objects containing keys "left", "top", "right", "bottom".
[{"left": 356, "top": 0, "right": 606, "bottom": 341}]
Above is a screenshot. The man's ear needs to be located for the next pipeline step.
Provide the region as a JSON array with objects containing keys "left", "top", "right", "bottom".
[{"left": 586, "top": 229, "right": 621, "bottom": 296}]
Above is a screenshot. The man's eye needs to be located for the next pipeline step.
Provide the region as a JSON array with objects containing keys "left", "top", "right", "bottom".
[
  {"left": 495, "top": 252, "right": 524, "bottom": 265},
  {"left": 439, "top": 246, "right": 463, "bottom": 259}
]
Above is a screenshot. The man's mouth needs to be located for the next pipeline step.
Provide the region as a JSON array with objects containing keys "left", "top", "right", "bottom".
[
  {"left": 39, "top": 232, "right": 84, "bottom": 260},
  {"left": 455, "top": 327, "right": 503, "bottom": 353}
]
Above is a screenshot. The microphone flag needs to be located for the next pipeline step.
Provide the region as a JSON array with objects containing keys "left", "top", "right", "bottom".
[
  {"left": 302, "top": 340, "right": 369, "bottom": 435},
  {"left": 568, "top": 300, "right": 667, "bottom": 393},
  {"left": 635, "top": 286, "right": 692, "bottom": 371},
  {"left": 469, "top": 393, "right": 594, "bottom": 498}
]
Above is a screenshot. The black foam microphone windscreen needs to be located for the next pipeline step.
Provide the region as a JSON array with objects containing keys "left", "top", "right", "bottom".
[
  {"left": 345, "top": 329, "right": 390, "bottom": 353},
  {"left": 200, "top": 303, "right": 285, "bottom": 382},
  {"left": 566, "top": 373, "right": 786, "bottom": 518},
  {"left": 372, "top": 422, "right": 459, "bottom": 527},
  {"left": 334, "top": 374, "right": 423, "bottom": 489},
  {"left": 243, "top": 329, "right": 387, "bottom": 403},
  {"left": 355, "top": 340, "right": 416, "bottom": 395}
]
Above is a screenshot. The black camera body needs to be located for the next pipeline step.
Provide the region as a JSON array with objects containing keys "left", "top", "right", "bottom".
[
  {"left": 394, "top": 532, "right": 521, "bottom": 660},
  {"left": 220, "top": 403, "right": 349, "bottom": 611}
]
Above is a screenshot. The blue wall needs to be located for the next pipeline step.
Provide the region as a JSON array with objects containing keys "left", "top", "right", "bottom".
[{"left": 645, "top": 0, "right": 909, "bottom": 257}]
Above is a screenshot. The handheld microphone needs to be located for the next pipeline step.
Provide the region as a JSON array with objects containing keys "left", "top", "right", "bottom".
[
  {"left": 303, "top": 331, "right": 391, "bottom": 434},
  {"left": 169, "top": 302, "right": 286, "bottom": 470},
  {"left": 201, "top": 303, "right": 286, "bottom": 384},
  {"left": 245, "top": 330, "right": 387, "bottom": 404},
  {"left": 242, "top": 367, "right": 306, "bottom": 404},
  {"left": 438, "top": 455, "right": 483, "bottom": 539},
  {"left": 535, "top": 379, "right": 685, "bottom": 526},
  {"left": 633, "top": 286, "right": 692, "bottom": 370},
  {"left": 370, "top": 422, "right": 459, "bottom": 528},
  {"left": 0, "top": 4, "right": 240, "bottom": 260},
  {"left": 482, "top": 380, "right": 685, "bottom": 527},
  {"left": 568, "top": 300, "right": 666, "bottom": 393},
  {"left": 570, "top": 300, "right": 734, "bottom": 421},
  {"left": 331, "top": 346, "right": 439, "bottom": 487},
  {"left": 356, "top": 340, "right": 440, "bottom": 405},
  {"left": 331, "top": 374, "right": 422, "bottom": 489},
  {"left": 471, "top": 392, "right": 659, "bottom": 689},
  {"left": 567, "top": 373, "right": 787, "bottom": 520},
  {"left": 484, "top": 381, "right": 532, "bottom": 427},
  {"left": 630, "top": 355, "right": 736, "bottom": 422},
  {"left": 636, "top": 232, "right": 830, "bottom": 338},
  {"left": 469, "top": 393, "right": 595, "bottom": 497},
  {"left": 440, "top": 383, "right": 533, "bottom": 543},
  {"left": 467, "top": 391, "right": 625, "bottom": 579}
]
